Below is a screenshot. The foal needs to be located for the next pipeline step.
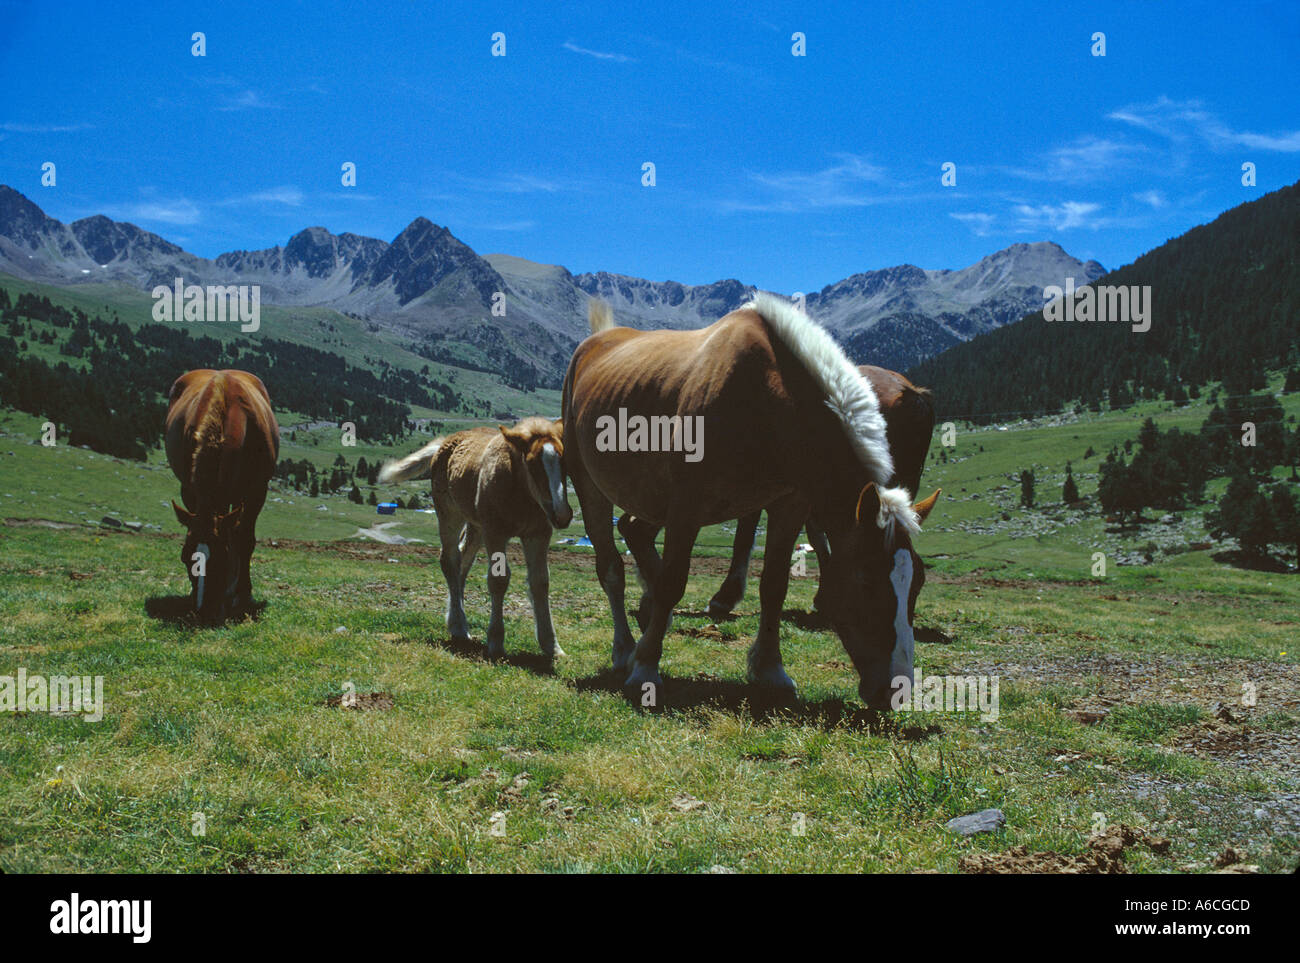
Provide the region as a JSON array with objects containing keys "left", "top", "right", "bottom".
[{"left": 379, "top": 417, "right": 573, "bottom": 659}]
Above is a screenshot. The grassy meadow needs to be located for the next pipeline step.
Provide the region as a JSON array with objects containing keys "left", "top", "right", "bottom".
[{"left": 1, "top": 385, "right": 1297, "bottom": 873}]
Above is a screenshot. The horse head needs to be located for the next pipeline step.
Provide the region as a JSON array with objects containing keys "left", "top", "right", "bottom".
[
  {"left": 499, "top": 418, "right": 573, "bottom": 530},
  {"left": 821, "top": 485, "right": 941, "bottom": 710},
  {"left": 173, "top": 501, "right": 243, "bottom": 621}
]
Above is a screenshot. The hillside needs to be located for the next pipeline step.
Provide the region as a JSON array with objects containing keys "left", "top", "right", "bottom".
[
  {"left": 909, "top": 181, "right": 1300, "bottom": 421},
  {"left": 1, "top": 185, "right": 1103, "bottom": 381}
]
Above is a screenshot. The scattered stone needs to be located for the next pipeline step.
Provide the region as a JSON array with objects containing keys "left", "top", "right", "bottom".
[
  {"left": 960, "top": 824, "right": 1169, "bottom": 874},
  {"left": 945, "top": 808, "right": 1006, "bottom": 835},
  {"left": 671, "top": 793, "right": 706, "bottom": 813},
  {"left": 325, "top": 691, "right": 393, "bottom": 711},
  {"left": 124, "top": 520, "right": 143, "bottom": 531},
  {"left": 99, "top": 515, "right": 121, "bottom": 528},
  {"left": 1212, "top": 846, "right": 1244, "bottom": 868},
  {"left": 707, "top": 864, "right": 737, "bottom": 874}
]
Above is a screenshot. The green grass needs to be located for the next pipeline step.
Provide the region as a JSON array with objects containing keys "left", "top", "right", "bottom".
[{"left": 1, "top": 383, "right": 1297, "bottom": 873}]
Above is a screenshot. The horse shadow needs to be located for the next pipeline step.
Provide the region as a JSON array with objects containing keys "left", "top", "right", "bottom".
[
  {"left": 570, "top": 667, "right": 941, "bottom": 738},
  {"left": 425, "top": 634, "right": 559, "bottom": 676},
  {"left": 143, "top": 595, "right": 267, "bottom": 628}
]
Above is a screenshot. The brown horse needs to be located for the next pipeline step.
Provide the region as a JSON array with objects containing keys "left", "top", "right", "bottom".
[
  {"left": 165, "top": 369, "right": 280, "bottom": 622},
  {"left": 700, "top": 365, "right": 936, "bottom": 618},
  {"left": 379, "top": 417, "right": 573, "bottom": 660},
  {"left": 563, "top": 296, "right": 939, "bottom": 708}
]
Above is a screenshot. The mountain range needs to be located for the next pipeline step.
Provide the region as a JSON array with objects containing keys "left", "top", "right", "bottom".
[{"left": 0, "top": 184, "right": 1105, "bottom": 379}]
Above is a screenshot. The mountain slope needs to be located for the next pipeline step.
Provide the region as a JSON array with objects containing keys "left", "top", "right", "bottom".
[
  {"left": 907, "top": 181, "right": 1300, "bottom": 421},
  {"left": 0, "top": 184, "right": 1106, "bottom": 379}
]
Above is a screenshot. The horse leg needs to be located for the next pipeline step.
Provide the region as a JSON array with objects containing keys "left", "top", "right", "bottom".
[
  {"left": 626, "top": 521, "right": 701, "bottom": 701},
  {"left": 436, "top": 499, "right": 472, "bottom": 643},
  {"left": 747, "top": 494, "right": 806, "bottom": 697},
  {"left": 805, "top": 517, "right": 832, "bottom": 613},
  {"left": 483, "top": 528, "right": 510, "bottom": 659},
  {"left": 521, "top": 532, "right": 563, "bottom": 659},
  {"left": 618, "top": 514, "right": 662, "bottom": 632},
  {"left": 458, "top": 523, "right": 481, "bottom": 592},
  {"left": 708, "top": 510, "right": 760, "bottom": 617},
  {"left": 233, "top": 487, "right": 267, "bottom": 616},
  {"left": 569, "top": 467, "right": 637, "bottom": 672}
]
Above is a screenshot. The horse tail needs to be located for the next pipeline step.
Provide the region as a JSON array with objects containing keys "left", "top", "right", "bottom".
[
  {"left": 588, "top": 298, "right": 615, "bottom": 334},
  {"left": 378, "top": 436, "right": 445, "bottom": 483}
]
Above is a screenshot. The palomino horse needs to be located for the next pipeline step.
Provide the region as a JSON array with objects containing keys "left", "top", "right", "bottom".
[
  {"left": 563, "top": 296, "right": 939, "bottom": 708},
  {"left": 379, "top": 417, "right": 573, "bottom": 660},
  {"left": 165, "top": 369, "right": 280, "bottom": 622},
  {"left": 701, "top": 365, "right": 936, "bottom": 618}
]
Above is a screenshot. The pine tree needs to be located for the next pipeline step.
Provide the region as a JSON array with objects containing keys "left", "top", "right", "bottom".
[
  {"left": 1063, "top": 462, "right": 1080, "bottom": 504},
  {"left": 1020, "top": 468, "right": 1035, "bottom": 508}
]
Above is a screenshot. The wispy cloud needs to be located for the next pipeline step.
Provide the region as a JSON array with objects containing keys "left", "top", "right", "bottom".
[
  {"left": 563, "top": 41, "right": 636, "bottom": 63},
  {"left": 950, "top": 212, "right": 997, "bottom": 236},
  {"left": 0, "top": 122, "right": 93, "bottom": 133},
  {"left": 217, "top": 89, "right": 281, "bottom": 111},
  {"left": 1005, "top": 136, "right": 1145, "bottom": 182},
  {"left": 442, "top": 172, "right": 565, "bottom": 194},
  {"left": 478, "top": 220, "right": 536, "bottom": 232},
  {"left": 1109, "top": 96, "right": 1300, "bottom": 152},
  {"left": 101, "top": 198, "right": 201, "bottom": 226},
  {"left": 1133, "top": 189, "right": 1167, "bottom": 208},
  {"left": 219, "top": 186, "right": 304, "bottom": 207},
  {"left": 721, "top": 154, "right": 891, "bottom": 213},
  {"left": 1012, "top": 201, "right": 1104, "bottom": 232}
]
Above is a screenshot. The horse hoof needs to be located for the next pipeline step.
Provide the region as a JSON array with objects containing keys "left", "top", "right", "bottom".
[
  {"left": 706, "top": 598, "right": 734, "bottom": 618},
  {"left": 623, "top": 663, "right": 665, "bottom": 706},
  {"left": 485, "top": 642, "right": 506, "bottom": 660},
  {"left": 544, "top": 643, "right": 566, "bottom": 658},
  {"left": 749, "top": 665, "right": 798, "bottom": 699}
]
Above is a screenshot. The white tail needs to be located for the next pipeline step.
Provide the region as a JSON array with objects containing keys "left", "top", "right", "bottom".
[{"left": 378, "top": 437, "right": 445, "bottom": 484}]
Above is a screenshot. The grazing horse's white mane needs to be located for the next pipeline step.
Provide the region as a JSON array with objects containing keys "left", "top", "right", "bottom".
[{"left": 744, "top": 292, "right": 920, "bottom": 539}]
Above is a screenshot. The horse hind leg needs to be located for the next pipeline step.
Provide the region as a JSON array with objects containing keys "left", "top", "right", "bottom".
[
  {"left": 521, "top": 532, "right": 563, "bottom": 659},
  {"left": 483, "top": 529, "right": 510, "bottom": 660},
  {"left": 747, "top": 495, "right": 805, "bottom": 699},
  {"left": 626, "top": 520, "right": 700, "bottom": 705},
  {"left": 805, "top": 517, "right": 832, "bottom": 613},
  {"left": 708, "top": 510, "right": 760, "bottom": 617},
  {"left": 436, "top": 501, "right": 472, "bottom": 643},
  {"left": 618, "top": 514, "right": 662, "bottom": 632},
  {"left": 458, "top": 523, "right": 481, "bottom": 592},
  {"left": 570, "top": 468, "right": 636, "bottom": 673}
]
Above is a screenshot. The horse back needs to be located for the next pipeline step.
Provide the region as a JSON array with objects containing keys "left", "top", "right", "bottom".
[{"left": 166, "top": 369, "right": 279, "bottom": 509}]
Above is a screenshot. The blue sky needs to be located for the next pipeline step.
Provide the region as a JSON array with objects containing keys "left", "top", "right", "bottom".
[{"left": 2, "top": 0, "right": 1298, "bottom": 293}]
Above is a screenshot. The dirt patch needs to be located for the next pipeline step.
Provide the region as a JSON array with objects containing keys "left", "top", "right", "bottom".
[
  {"left": 325, "top": 691, "right": 394, "bottom": 711},
  {"left": 959, "top": 824, "right": 1170, "bottom": 874},
  {"left": 4, "top": 518, "right": 80, "bottom": 530}
]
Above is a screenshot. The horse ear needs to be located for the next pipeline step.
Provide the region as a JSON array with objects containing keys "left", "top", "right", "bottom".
[
  {"left": 914, "top": 489, "right": 942, "bottom": 525},
  {"left": 172, "top": 500, "right": 195, "bottom": 527},
  {"left": 499, "top": 425, "right": 528, "bottom": 449},
  {"left": 218, "top": 505, "right": 243, "bottom": 536},
  {"left": 855, "top": 483, "right": 881, "bottom": 527}
]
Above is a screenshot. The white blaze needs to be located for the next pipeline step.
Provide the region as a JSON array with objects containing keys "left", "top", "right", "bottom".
[
  {"left": 541, "top": 444, "right": 567, "bottom": 522},
  {"left": 195, "top": 543, "right": 210, "bottom": 610},
  {"left": 888, "top": 548, "right": 915, "bottom": 687}
]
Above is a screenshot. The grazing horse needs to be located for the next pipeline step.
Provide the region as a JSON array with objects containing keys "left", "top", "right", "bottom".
[
  {"left": 700, "top": 365, "right": 936, "bottom": 618},
  {"left": 165, "top": 369, "right": 280, "bottom": 622},
  {"left": 563, "top": 296, "right": 940, "bottom": 708},
  {"left": 379, "top": 417, "right": 573, "bottom": 660}
]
